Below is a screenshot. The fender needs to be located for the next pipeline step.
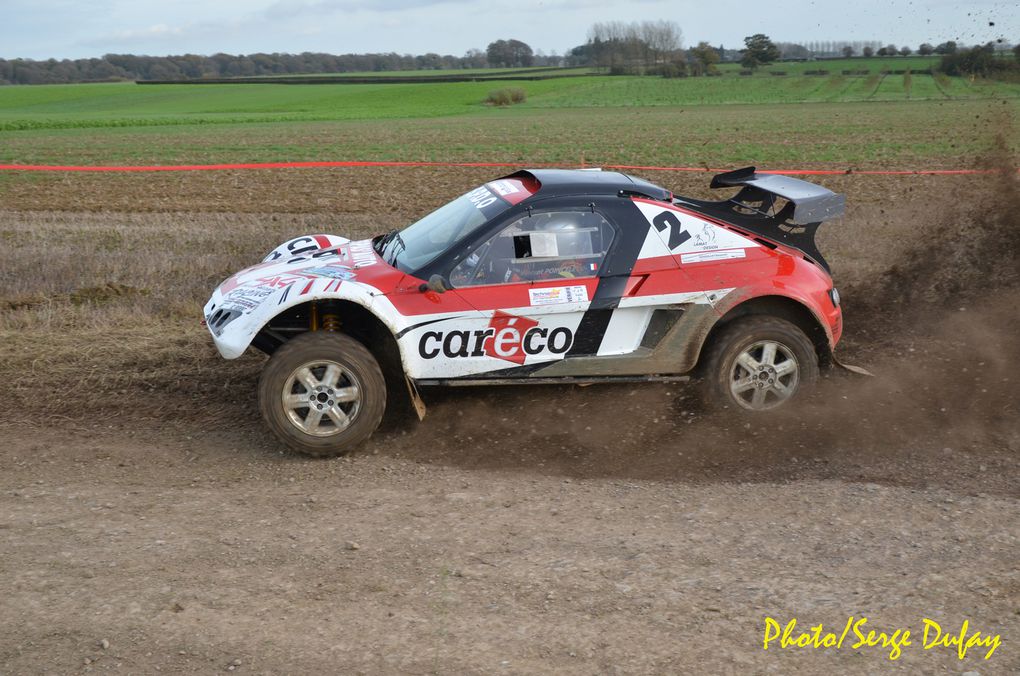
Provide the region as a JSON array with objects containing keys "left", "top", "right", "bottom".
[
  {"left": 205, "top": 273, "right": 402, "bottom": 360},
  {"left": 699, "top": 283, "right": 840, "bottom": 371},
  {"left": 714, "top": 284, "right": 837, "bottom": 346},
  {"left": 205, "top": 235, "right": 413, "bottom": 360}
]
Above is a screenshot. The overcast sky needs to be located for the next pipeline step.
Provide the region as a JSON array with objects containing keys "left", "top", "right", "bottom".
[{"left": 2, "top": 0, "right": 1016, "bottom": 60}]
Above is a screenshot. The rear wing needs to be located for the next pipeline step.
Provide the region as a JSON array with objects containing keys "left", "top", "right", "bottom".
[
  {"left": 709, "top": 166, "right": 845, "bottom": 224},
  {"left": 677, "top": 167, "right": 845, "bottom": 272}
]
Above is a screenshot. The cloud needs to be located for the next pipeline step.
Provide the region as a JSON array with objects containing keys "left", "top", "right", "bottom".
[
  {"left": 5, "top": 0, "right": 1018, "bottom": 61},
  {"left": 107, "top": 23, "right": 186, "bottom": 42},
  {"left": 264, "top": 0, "right": 461, "bottom": 21}
]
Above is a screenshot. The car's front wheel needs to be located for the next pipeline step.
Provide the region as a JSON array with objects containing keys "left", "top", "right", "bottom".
[
  {"left": 258, "top": 332, "right": 387, "bottom": 456},
  {"left": 700, "top": 316, "right": 819, "bottom": 411}
]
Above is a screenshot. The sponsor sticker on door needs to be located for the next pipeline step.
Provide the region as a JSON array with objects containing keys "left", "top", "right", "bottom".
[
  {"left": 680, "top": 249, "right": 747, "bottom": 264},
  {"left": 528, "top": 285, "right": 589, "bottom": 306}
]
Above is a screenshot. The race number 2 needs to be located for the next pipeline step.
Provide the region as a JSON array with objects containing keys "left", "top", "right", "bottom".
[{"left": 652, "top": 211, "right": 692, "bottom": 250}]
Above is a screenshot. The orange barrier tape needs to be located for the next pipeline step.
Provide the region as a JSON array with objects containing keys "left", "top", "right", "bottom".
[{"left": 0, "top": 160, "right": 1013, "bottom": 175}]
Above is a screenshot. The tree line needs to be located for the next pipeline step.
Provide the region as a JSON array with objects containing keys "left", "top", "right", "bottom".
[
  {"left": 0, "top": 48, "right": 559, "bottom": 85},
  {"left": 1, "top": 24, "right": 1017, "bottom": 85}
]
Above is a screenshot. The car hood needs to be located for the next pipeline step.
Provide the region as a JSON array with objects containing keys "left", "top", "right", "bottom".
[{"left": 217, "top": 238, "right": 405, "bottom": 298}]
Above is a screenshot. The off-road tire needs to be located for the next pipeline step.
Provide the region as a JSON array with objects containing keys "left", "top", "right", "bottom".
[
  {"left": 700, "top": 315, "right": 819, "bottom": 411},
  {"left": 258, "top": 332, "right": 386, "bottom": 457}
]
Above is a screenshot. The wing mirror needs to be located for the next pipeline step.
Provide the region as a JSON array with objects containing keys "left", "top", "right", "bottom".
[{"left": 419, "top": 274, "right": 448, "bottom": 294}]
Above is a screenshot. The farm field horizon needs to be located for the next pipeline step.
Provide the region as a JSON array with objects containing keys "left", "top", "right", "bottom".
[
  {"left": 0, "top": 71, "right": 1017, "bottom": 173},
  {"left": 2, "top": 70, "right": 1019, "bottom": 129}
]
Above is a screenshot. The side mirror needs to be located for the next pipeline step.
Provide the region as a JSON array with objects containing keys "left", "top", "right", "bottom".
[{"left": 418, "top": 274, "right": 448, "bottom": 294}]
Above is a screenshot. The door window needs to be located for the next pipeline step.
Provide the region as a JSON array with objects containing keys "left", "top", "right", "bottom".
[{"left": 450, "top": 210, "right": 615, "bottom": 287}]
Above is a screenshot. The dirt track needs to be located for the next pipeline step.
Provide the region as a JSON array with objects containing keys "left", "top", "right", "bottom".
[
  {"left": 2, "top": 422, "right": 1017, "bottom": 674},
  {"left": 1, "top": 166, "right": 1019, "bottom": 673}
]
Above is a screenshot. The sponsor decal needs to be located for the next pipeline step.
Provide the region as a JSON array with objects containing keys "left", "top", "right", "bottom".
[
  {"left": 680, "top": 249, "right": 746, "bottom": 264},
  {"left": 417, "top": 311, "right": 573, "bottom": 364},
  {"left": 233, "top": 286, "right": 275, "bottom": 300},
  {"left": 465, "top": 185, "right": 499, "bottom": 210},
  {"left": 652, "top": 211, "right": 692, "bottom": 250},
  {"left": 528, "top": 285, "right": 589, "bottom": 306},
  {"left": 263, "top": 235, "right": 324, "bottom": 262},
  {"left": 488, "top": 180, "right": 520, "bottom": 197},
  {"left": 220, "top": 255, "right": 359, "bottom": 298},
  {"left": 349, "top": 240, "right": 377, "bottom": 268},
  {"left": 253, "top": 275, "right": 308, "bottom": 290},
  {"left": 637, "top": 201, "right": 754, "bottom": 256},
  {"left": 304, "top": 265, "right": 355, "bottom": 280},
  {"left": 692, "top": 223, "right": 716, "bottom": 247},
  {"left": 263, "top": 234, "right": 342, "bottom": 263},
  {"left": 221, "top": 298, "right": 260, "bottom": 312},
  {"left": 219, "top": 285, "right": 275, "bottom": 313}
]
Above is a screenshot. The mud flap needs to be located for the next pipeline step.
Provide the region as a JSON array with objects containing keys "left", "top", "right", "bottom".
[
  {"left": 832, "top": 354, "right": 874, "bottom": 377},
  {"left": 405, "top": 376, "right": 427, "bottom": 420}
]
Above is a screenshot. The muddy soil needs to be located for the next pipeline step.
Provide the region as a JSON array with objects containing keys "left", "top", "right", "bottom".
[{"left": 2, "top": 422, "right": 1017, "bottom": 675}]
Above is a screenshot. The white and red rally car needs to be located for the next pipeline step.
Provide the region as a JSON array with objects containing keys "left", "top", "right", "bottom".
[{"left": 205, "top": 168, "right": 845, "bottom": 456}]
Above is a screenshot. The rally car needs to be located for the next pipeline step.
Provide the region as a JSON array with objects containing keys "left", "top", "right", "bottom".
[{"left": 204, "top": 167, "right": 846, "bottom": 456}]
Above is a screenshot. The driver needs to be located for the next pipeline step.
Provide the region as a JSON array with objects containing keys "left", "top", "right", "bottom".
[{"left": 451, "top": 212, "right": 601, "bottom": 286}]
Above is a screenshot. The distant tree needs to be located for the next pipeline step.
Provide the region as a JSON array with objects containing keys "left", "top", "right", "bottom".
[
  {"left": 876, "top": 47, "right": 888, "bottom": 56},
  {"left": 462, "top": 48, "right": 487, "bottom": 69},
  {"left": 841, "top": 45, "right": 853, "bottom": 58},
  {"left": 564, "top": 43, "right": 594, "bottom": 67},
  {"left": 486, "top": 39, "right": 534, "bottom": 67},
  {"left": 863, "top": 45, "right": 874, "bottom": 58},
  {"left": 899, "top": 46, "right": 912, "bottom": 56},
  {"left": 934, "top": 41, "right": 957, "bottom": 55},
  {"left": 642, "top": 19, "right": 683, "bottom": 68},
  {"left": 1015, "top": 43, "right": 1020, "bottom": 62},
  {"left": 918, "top": 43, "right": 935, "bottom": 56},
  {"left": 507, "top": 39, "right": 535, "bottom": 67},
  {"left": 689, "top": 41, "right": 720, "bottom": 75},
  {"left": 486, "top": 40, "right": 509, "bottom": 67},
  {"left": 741, "top": 33, "right": 780, "bottom": 69},
  {"left": 584, "top": 20, "right": 682, "bottom": 74},
  {"left": 147, "top": 59, "right": 183, "bottom": 80},
  {"left": 885, "top": 44, "right": 898, "bottom": 56},
  {"left": 416, "top": 53, "right": 442, "bottom": 69},
  {"left": 938, "top": 42, "right": 1018, "bottom": 77}
]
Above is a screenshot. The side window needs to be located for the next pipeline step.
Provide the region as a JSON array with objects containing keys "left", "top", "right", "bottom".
[{"left": 450, "top": 210, "right": 615, "bottom": 287}]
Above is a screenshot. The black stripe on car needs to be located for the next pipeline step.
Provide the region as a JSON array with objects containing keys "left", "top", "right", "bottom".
[{"left": 565, "top": 199, "right": 649, "bottom": 357}]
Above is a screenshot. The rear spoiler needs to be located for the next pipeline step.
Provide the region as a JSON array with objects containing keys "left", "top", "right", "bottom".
[
  {"left": 676, "top": 167, "right": 845, "bottom": 272},
  {"left": 710, "top": 166, "right": 845, "bottom": 224}
]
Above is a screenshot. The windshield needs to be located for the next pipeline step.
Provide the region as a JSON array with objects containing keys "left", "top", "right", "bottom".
[{"left": 376, "top": 185, "right": 514, "bottom": 273}]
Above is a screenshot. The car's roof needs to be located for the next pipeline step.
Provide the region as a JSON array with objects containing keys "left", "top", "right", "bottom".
[{"left": 509, "top": 169, "right": 672, "bottom": 202}]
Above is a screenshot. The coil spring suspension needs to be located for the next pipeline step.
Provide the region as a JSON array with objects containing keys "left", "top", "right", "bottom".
[
  {"left": 309, "top": 302, "right": 340, "bottom": 332},
  {"left": 321, "top": 313, "right": 341, "bottom": 332}
]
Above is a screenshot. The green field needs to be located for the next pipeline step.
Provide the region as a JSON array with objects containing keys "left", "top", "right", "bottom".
[
  {"left": 232, "top": 66, "right": 597, "bottom": 79},
  {"left": 0, "top": 69, "right": 1017, "bottom": 170},
  {"left": 2, "top": 69, "right": 1019, "bottom": 131},
  {"left": 148, "top": 57, "right": 941, "bottom": 81},
  {"left": 719, "top": 55, "right": 941, "bottom": 74}
]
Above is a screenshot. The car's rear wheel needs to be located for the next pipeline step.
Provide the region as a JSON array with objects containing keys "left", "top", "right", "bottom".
[
  {"left": 258, "top": 332, "right": 386, "bottom": 456},
  {"left": 700, "top": 316, "right": 819, "bottom": 411}
]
